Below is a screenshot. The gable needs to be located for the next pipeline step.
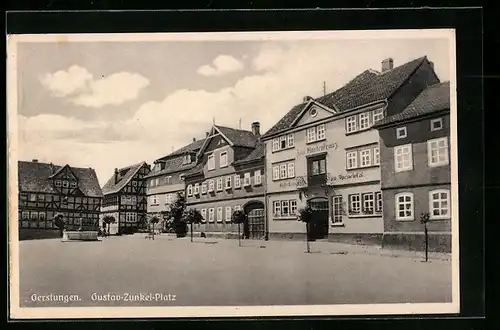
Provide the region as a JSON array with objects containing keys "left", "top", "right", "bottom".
[
  {"left": 204, "top": 134, "right": 230, "bottom": 153},
  {"left": 292, "top": 102, "right": 336, "bottom": 128},
  {"left": 53, "top": 165, "right": 78, "bottom": 182}
]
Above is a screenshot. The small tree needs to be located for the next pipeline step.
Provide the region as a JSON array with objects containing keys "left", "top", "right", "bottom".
[
  {"left": 53, "top": 214, "right": 65, "bottom": 238},
  {"left": 149, "top": 216, "right": 160, "bottom": 239},
  {"left": 298, "top": 205, "right": 313, "bottom": 253},
  {"left": 232, "top": 210, "right": 246, "bottom": 247},
  {"left": 420, "top": 212, "right": 431, "bottom": 262},
  {"left": 182, "top": 208, "right": 203, "bottom": 242},
  {"left": 163, "top": 192, "right": 187, "bottom": 237},
  {"left": 102, "top": 215, "right": 116, "bottom": 237}
]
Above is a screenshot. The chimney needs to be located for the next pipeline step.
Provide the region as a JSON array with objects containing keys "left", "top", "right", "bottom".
[
  {"left": 114, "top": 168, "right": 119, "bottom": 184},
  {"left": 32, "top": 159, "right": 38, "bottom": 163},
  {"left": 303, "top": 95, "right": 313, "bottom": 103},
  {"left": 251, "top": 122, "right": 260, "bottom": 136},
  {"left": 381, "top": 58, "right": 394, "bottom": 72},
  {"left": 192, "top": 137, "right": 196, "bottom": 142}
]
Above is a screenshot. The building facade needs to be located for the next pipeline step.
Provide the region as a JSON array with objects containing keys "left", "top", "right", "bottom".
[
  {"left": 261, "top": 56, "right": 440, "bottom": 244},
  {"left": 374, "top": 81, "right": 451, "bottom": 252},
  {"left": 100, "top": 162, "right": 150, "bottom": 235},
  {"left": 184, "top": 123, "right": 266, "bottom": 239},
  {"left": 18, "top": 160, "right": 103, "bottom": 240}
]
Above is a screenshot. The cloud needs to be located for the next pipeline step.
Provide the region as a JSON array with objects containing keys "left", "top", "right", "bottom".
[
  {"left": 197, "top": 55, "right": 245, "bottom": 76},
  {"left": 39, "top": 65, "right": 92, "bottom": 97},
  {"left": 252, "top": 44, "right": 285, "bottom": 71},
  {"left": 40, "top": 67, "right": 150, "bottom": 108}
]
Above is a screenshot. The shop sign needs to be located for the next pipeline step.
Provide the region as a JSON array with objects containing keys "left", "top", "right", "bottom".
[{"left": 297, "top": 142, "right": 338, "bottom": 156}]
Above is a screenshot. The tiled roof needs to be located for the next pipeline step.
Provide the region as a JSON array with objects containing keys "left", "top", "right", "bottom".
[
  {"left": 18, "top": 161, "right": 103, "bottom": 197},
  {"left": 161, "top": 139, "right": 205, "bottom": 159},
  {"left": 233, "top": 141, "right": 265, "bottom": 165},
  {"left": 183, "top": 162, "right": 205, "bottom": 178},
  {"left": 101, "top": 161, "right": 147, "bottom": 195},
  {"left": 263, "top": 56, "right": 429, "bottom": 137},
  {"left": 373, "top": 81, "right": 450, "bottom": 127},
  {"left": 215, "top": 125, "right": 259, "bottom": 148}
]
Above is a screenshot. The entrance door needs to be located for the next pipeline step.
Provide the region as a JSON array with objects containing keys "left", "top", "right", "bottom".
[
  {"left": 308, "top": 199, "right": 329, "bottom": 240},
  {"left": 246, "top": 203, "right": 265, "bottom": 239}
]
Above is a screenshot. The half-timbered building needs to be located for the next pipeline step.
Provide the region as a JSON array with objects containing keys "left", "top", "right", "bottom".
[
  {"left": 18, "top": 159, "right": 103, "bottom": 240},
  {"left": 101, "top": 162, "right": 150, "bottom": 235}
]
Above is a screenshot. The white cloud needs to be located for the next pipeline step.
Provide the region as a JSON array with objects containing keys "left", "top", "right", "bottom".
[
  {"left": 197, "top": 55, "right": 244, "bottom": 76},
  {"left": 39, "top": 65, "right": 92, "bottom": 97},
  {"left": 252, "top": 44, "right": 285, "bottom": 71},
  {"left": 40, "top": 67, "right": 150, "bottom": 108}
]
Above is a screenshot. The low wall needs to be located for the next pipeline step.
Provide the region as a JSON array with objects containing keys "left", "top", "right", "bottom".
[
  {"left": 19, "top": 229, "right": 62, "bottom": 241},
  {"left": 382, "top": 232, "right": 452, "bottom": 253},
  {"left": 63, "top": 231, "right": 99, "bottom": 241},
  {"left": 328, "top": 233, "right": 383, "bottom": 246}
]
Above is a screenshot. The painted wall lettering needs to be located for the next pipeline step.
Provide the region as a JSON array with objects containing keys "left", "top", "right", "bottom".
[{"left": 297, "top": 142, "right": 338, "bottom": 156}]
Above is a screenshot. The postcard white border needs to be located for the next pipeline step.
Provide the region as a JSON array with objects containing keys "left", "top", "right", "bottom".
[{"left": 7, "top": 29, "right": 459, "bottom": 319}]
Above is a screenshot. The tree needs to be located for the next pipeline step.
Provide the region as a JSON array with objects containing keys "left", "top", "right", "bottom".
[
  {"left": 182, "top": 208, "right": 203, "bottom": 242},
  {"left": 102, "top": 215, "right": 116, "bottom": 237},
  {"left": 298, "top": 205, "right": 313, "bottom": 253},
  {"left": 53, "top": 214, "right": 65, "bottom": 238},
  {"left": 420, "top": 212, "right": 431, "bottom": 262},
  {"left": 149, "top": 216, "right": 160, "bottom": 240},
  {"left": 231, "top": 210, "right": 246, "bottom": 247},
  {"left": 162, "top": 192, "right": 187, "bottom": 237}
]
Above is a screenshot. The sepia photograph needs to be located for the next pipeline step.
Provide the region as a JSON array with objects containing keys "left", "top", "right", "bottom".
[{"left": 7, "top": 29, "right": 459, "bottom": 319}]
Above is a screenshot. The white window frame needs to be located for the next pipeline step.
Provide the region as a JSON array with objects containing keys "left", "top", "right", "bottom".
[
  {"left": 193, "top": 183, "right": 200, "bottom": 195},
  {"left": 216, "top": 207, "right": 223, "bottom": 223},
  {"left": 372, "top": 108, "right": 384, "bottom": 123},
  {"left": 396, "top": 126, "right": 407, "bottom": 139},
  {"left": 208, "top": 154, "right": 215, "bottom": 170},
  {"left": 208, "top": 180, "right": 215, "bottom": 192},
  {"left": 208, "top": 208, "right": 215, "bottom": 222},
  {"left": 272, "top": 138, "right": 280, "bottom": 152},
  {"left": 359, "top": 149, "right": 372, "bottom": 167},
  {"left": 279, "top": 164, "right": 287, "bottom": 179},
  {"left": 152, "top": 195, "right": 159, "bottom": 206},
  {"left": 394, "top": 144, "right": 413, "bottom": 172},
  {"left": 348, "top": 194, "right": 361, "bottom": 214},
  {"left": 430, "top": 118, "right": 443, "bottom": 131},
  {"left": 373, "top": 147, "right": 380, "bottom": 165},
  {"left": 306, "top": 127, "right": 316, "bottom": 143},
  {"left": 234, "top": 175, "right": 241, "bottom": 188},
  {"left": 362, "top": 192, "right": 375, "bottom": 214},
  {"left": 429, "top": 189, "right": 450, "bottom": 220},
  {"left": 287, "top": 134, "right": 295, "bottom": 148},
  {"left": 359, "top": 112, "right": 370, "bottom": 130},
  {"left": 332, "top": 195, "right": 343, "bottom": 224},
  {"left": 279, "top": 136, "right": 287, "bottom": 149},
  {"left": 273, "top": 201, "right": 281, "bottom": 217},
  {"left": 395, "top": 192, "right": 414, "bottom": 221},
  {"left": 201, "top": 209, "right": 207, "bottom": 223},
  {"left": 427, "top": 137, "right": 449, "bottom": 167},
  {"left": 281, "top": 200, "right": 290, "bottom": 217},
  {"left": 201, "top": 182, "right": 207, "bottom": 194},
  {"left": 290, "top": 200, "right": 298, "bottom": 216},
  {"left": 220, "top": 151, "right": 228, "bottom": 168},
  {"left": 225, "top": 206, "right": 232, "bottom": 222},
  {"left": 254, "top": 170, "right": 262, "bottom": 185},
  {"left": 316, "top": 124, "right": 326, "bottom": 141},
  {"left": 375, "top": 191, "right": 383, "bottom": 213},
  {"left": 346, "top": 151, "right": 358, "bottom": 169},
  {"left": 187, "top": 184, "right": 193, "bottom": 196},
  {"left": 287, "top": 162, "right": 295, "bottom": 178},
  {"left": 346, "top": 115, "right": 357, "bottom": 133},
  {"left": 225, "top": 176, "right": 232, "bottom": 189},
  {"left": 216, "top": 178, "right": 223, "bottom": 191},
  {"left": 243, "top": 173, "right": 251, "bottom": 186},
  {"left": 272, "top": 165, "right": 280, "bottom": 181}
]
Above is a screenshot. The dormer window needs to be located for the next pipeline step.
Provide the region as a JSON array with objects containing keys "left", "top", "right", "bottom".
[
  {"left": 62, "top": 181, "right": 69, "bottom": 188},
  {"left": 183, "top": 154, "right": 192, "bottom": 165},
  {"left": 70, "top": 181, "right": 77, "bottom": 188},
  {"left": 55, "top": 180, "right": 62, "bottom": 187}
]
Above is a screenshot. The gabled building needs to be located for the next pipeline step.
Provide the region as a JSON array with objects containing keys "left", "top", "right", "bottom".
[
  {"left": 183, "top": 122, "right": 266, "bottom": 239},
  {"left": 145, "top": 137, "right": 205, "bottom": 225},
  {"left": 261, "top": 56, "right": 441, "bottom": 244},
  {"left": 373, "top": 81, "right": 451, "bottom": 252},
  {"left": 18, "top": 159, "right": 103, "bottom": 240},
  {"left": 101, "top": 161, "right": 150, "bottom": 235}
]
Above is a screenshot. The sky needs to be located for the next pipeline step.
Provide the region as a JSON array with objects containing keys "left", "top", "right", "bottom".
[{"left": 15, "top": 34, "right": 451, "bottom": 185}]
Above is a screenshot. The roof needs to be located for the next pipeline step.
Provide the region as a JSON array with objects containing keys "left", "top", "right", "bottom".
[
  {"left": 158, "top": 139, "right": 205, "bottom": 160},
  {"left": 214, "top": 125, "right": 259, "bottom": 148},
  {"left": 101, "top": 161, "right": 147, "bottom": 195},
  {"left": 263, "top": 56, "right": 429, "bottom": 137},
  {"left": 233, "top": 141, "right": 265, "bottom": 165},
  {"left": 18, "top": 161, "right": 103, "bottom": 197},
  {"left": 183, "top": 162, "right": 205, "bottom": 178},
  {"left": 373, "top": 81, "right": 450, "bottom": 128}
]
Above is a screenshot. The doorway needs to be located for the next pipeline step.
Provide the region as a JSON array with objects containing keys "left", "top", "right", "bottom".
[
  {"left": 307, "top": 198, "right": 329, "bottom": 240},
  {"left": 244, "top": 201, "right": 265, "bottom": 240}
]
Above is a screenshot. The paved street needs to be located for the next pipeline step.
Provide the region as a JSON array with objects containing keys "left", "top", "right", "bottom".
[{"left": 18, "top": 234, "right": 452, "bottom": 307}]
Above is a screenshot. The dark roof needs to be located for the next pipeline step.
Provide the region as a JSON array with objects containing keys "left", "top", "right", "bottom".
[
  {"left": 233, "top": 141, "right": 265, "bottom": 165},
  {"left": 161, "top": 139, "right": 205, "bottom": 160},
  {"left": 183, "top": 162, "right": 205, "bottom": 178},
  {"left": 263, "top": 56, "right": 429, "bottom": 137},
  {"left": 18, "top": 161, "right": 103, "bottom": 197},
  {"left": 215, "top": 125, "right": 259, "bottom": 148},
  {"left": 373, "top": 81, "right": 450, "bottom": 128},
  {"left": 101, "top": 161, "right": 146, "bottom": 195}
]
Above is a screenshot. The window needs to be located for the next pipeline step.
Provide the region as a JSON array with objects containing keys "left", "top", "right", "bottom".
[
  {"left": 209, "top": 208, "right": 215, "bottom": 222},
  {"left": 310, "top": 158, "right": 326, "bottom": 175},
  {"left": 39, "top": 212, "right": 47, "bottom": 221},
  {"left": 151, "top": 195, "right": 159, "bottom": 205},
  {"left": 217, "top": 207, "right": 223, "bottom": 222},
  {"left": 225, "top": 206, "right": 232, "bottom": 222},
  {"left": 273, "top": 134, "right": 295, "bottom": 152},
  {"left": 430, "top": 118, "right": 443, "bottom": 131},
  {"left": 280, "top": 136, "right": 287, "bottom": 149},
  {"left": 22, "top": 211, "right": 29, "bottom": 220},
  {"left": 187, "top": 185, "right": 193, "bottom": 196},
  {"left": 375, "top": 191, "right": 383, "bottom": 212},
  {"left": 273, "top": 201, "right": 281, "bottom": 217},
  {"left": 359, "top": 112, "right": 370, "bottom": 130},
  {"left": 200, "top": 182, "right": 207, "bottom": 194},
  {"left": 429, "top": 189, "right": 450, "bottom": 219},
  {"left": 55, "top": 180, "right": 62, "bottom": 187},
  {"left": 208, "top": 180, "right": 215, "bottom": 192},
  {"left": 254, "top": 170, "right": 262, "bottom": 185},
  {"left": 427, "top": 137, "right": 449, "bottom": 167},
  {"left": 273, "top": 199, "right": 298, "bottom": 218},
  {"left": 179, "top": 174, "right": 185, "bottom": 181},
  {"left": 244, "top": 173, "right": 251, "bottom": 186},
  {"left": 287, "top": 163, "right": 295, "bottom": 178},
  {"left": 208, "top": 154, "right": 215, "bottom": 170},
  {"left": 282, "top": 200, "right": 290, "bottom": 216},
  {"left": 287, "top": 134, "right": 295, "bottom": 148},
  {"left": 201, "top": 209, "right": 207, "bottom": 223},
  {"left": 70, "top": 181, "right": 77, "bottom": 188},
  {"left": 290, "top": 200, "right": 298, "bottom": 215},
  {"left": 165, "top": 194, "right": 172, "bottom": 204},
  {"left": 346, "top": 116, "right": 357, "bottom": 133},
  {"left": 234, "top": 175, "right": 241, "bottom": 188},
  {"left": 346, "top": 151, "right": 358, "bottom": 169},
  {"left": 216, "top": 178, "right": 223, "bottom": 191},
  {"left": 349, "top": 194, "right": 361, "bottom": 214},
  {"left": 362, "top": 193, "right": 375, "bottom": 214},
  {"left": 332, "top": 196, "right": 343, "bottom": 224},
  {"left": 372, "top": 108, "right": 384, "bottom": 123},
  {"left": 394, "top": 144, "right": 413, "bottom": 172},
  {"left": 316, "top": 124, "right": 326, "bottom": 140},
  {"left": 193, "top": 183, "right": 199, "bottom": 195},
  {"left": 396, "top": 127, "right": 407, "bottom": 139},
  {"left": 132, "top": 180, "right": 138, "bottom": 186},
  {"left": 28, "top": 194, "right": 36, "bottom": 202},
  {"left": 155, "top": 178, "right": 160, "bottom": 186},
  {"left": 396, "top": 193, "right": 414, "bottom": 221},
  {"left": 37, "top": 194, "right": 45, "bottom": 202},
  {"left": 306, "top": 127, "right": 316, "bottom": 143},
  {"left": 30, "top": 211, "right": 39, "bottom": 220},
  {"left": 279, "top": 164, "right": 287, "bottom": 179},
  {"left": 360, "top": 149, "right": 371, "bottom": 167},
  {"left": 373, "top": 147, "right": 380, "bottom": 165},
  {"left": 183, "top": 154, "right": 192, "bottom": 165},
  {"left": 220, "top": 151, "right": 228, "bottom": 168},
  {"left": 164, "top": 176, "right": 172, "bottom": 185},
  {"left": 272, "top": 139, "right": 280, "bottom": 152},
  {"left": 234, "top": 205, "right": 241, "bottom": 212},
  {"left": 273, "top": 165, "right": 280, "bottom": 180},
  {"left": 150, "top": 179, "right": 156, "bottom": 187},
  {"left": 62, "top": 180, "right": 69, "bottom": 188},
  {"left": 225, "top": 176, "right": 232, "bottom": 189},
  {"left": 273, "top": 161, "right": 294, "bottom": 181}
]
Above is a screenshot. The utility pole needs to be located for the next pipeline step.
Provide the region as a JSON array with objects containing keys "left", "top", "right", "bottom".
[
  {"left": 323, "top": 81, "right": 326, "bottom": 96},
  {"left": 239, "top": 118, "right": 242, "bottom": 129}
]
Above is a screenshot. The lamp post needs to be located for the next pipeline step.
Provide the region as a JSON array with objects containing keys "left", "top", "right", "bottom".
[{"left": 420, "top": 212, "right": 430, "bottom": 262}]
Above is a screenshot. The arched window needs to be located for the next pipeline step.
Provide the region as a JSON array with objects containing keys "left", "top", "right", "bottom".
[
  {"left": 429, "top": 189, "right": 450, "bottom": 219},
  {"left": 395, "top": 192, "right": 414, "bottom": 221}
]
